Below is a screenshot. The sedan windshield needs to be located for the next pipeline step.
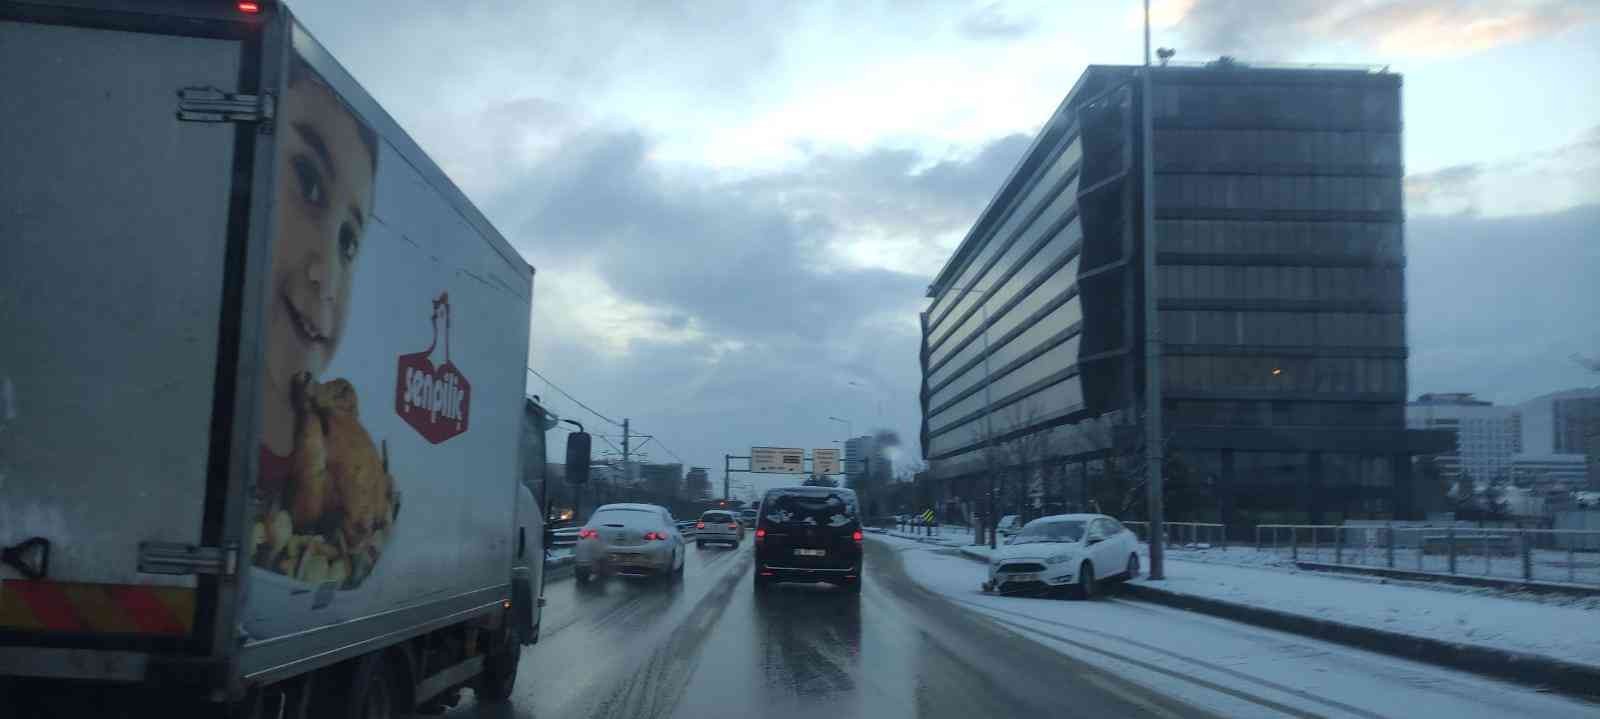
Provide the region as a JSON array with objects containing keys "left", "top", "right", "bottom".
[{"left": 1011, "top": 520, "right": 1085, "bottom": 545}]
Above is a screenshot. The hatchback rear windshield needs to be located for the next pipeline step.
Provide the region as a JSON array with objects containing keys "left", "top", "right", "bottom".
[
  {"left": 591, "top": 508, "right": 655, "bottom": 525},
  {"left": 762, "top": 492, "right": 857, "bottom": 528},
  {"left": 701, "top": 512, "right": 733, "bottom": 522}
]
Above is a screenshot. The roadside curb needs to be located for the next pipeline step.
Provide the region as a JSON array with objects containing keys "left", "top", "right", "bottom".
[{"left": 943, "top": 541, "right": 1600, "bottom": 700}]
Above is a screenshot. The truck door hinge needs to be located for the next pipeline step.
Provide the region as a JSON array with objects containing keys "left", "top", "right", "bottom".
[
  {"left": 176, "top": 87, "right": 275, "bottom": 124},
  {"left": 139, "top": 542, "right": 239, "bottom": 577}
]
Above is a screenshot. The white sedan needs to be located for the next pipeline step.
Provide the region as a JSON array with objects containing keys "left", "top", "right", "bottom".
[
  {"left": 982, "top": 513, "right": 1140, "bottom": 599},
  {"left": 574, "top": 503, "right": 686, "bottom": 583}
]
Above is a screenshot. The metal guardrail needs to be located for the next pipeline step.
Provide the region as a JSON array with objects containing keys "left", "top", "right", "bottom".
[
  {"left": 1124, "top": 521, "right": 1228, "bottom": 550},
  {"left": 549, "top": 527, "right": 580, "bottom": 550},
  {"left": 1256, "top": 524, "right": 1600, "bottom": 588}
]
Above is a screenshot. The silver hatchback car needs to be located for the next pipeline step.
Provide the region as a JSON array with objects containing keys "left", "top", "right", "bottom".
[
  {"left": 574, "top": 503, "right": 686, "bottom": 583},
  {"left": 695, "top": 510, "right": 744, "bottom": 547}
]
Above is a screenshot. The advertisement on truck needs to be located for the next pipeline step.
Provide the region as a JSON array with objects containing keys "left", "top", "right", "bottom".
[{"left": 241, "top": 48, "right": 528, "bottom": 641}]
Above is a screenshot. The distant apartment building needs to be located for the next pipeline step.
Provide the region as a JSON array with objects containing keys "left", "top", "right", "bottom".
[
  {"left": 844, "top": 435, "right": 887, "bottom": 482},
  {"left": 1405, "top": 393, "right": 1521, "bottom": 482},
  {"left": 918, "top": 60, "right": 1451, "bottom": 528},
  {"left": 1515, "top": 387, "right": 1600, "bottom": 493}
]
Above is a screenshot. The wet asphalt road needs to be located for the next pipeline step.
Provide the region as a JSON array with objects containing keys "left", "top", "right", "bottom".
[{"left": 446, "top": 539, "right": 1215, "bottom": 719}]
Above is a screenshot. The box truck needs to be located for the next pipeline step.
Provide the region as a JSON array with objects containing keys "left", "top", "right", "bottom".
[{"left": 0, "top": 1, "right": 581, "bottom": 715}]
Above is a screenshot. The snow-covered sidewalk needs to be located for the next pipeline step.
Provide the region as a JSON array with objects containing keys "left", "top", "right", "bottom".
[
  {"left": 950, "top": 539, "right": 1600, "bottom": 669},
  {"left": 871, "top": 533, "right": 1600, "bottom": 716}
]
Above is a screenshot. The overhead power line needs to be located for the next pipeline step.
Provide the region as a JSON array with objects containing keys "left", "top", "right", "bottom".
[{"left": 526, "top": 367, "right": 622, "bottom": 427}]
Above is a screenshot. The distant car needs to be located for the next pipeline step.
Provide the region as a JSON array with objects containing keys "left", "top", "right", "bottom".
[
  {"left": 982, "top": 513, "right": 1139, "bottom": 599},
  {"left": 753, "top": 487, "right": 862, "bottom": 593},
  {"left": 677, "top": 519, "right": 698, "bottom": 537},
  {"left": 695, "top": 510, "right": 744, "bottom": 547},
  {"left": 996, "top": 515, "right": 1022, "bottom": 537},
  {"left": 574, "top": 503, "right": 686, "bottom": 584},
  {"left": 738, "top": 508, "right": 758, "bottom": 527}
]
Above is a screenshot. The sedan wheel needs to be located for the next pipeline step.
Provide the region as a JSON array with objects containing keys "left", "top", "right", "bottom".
[
  {"left": 1074, "top": 561, "right": 1095, "bottom": 600},
  {"left": 1125, "top": 553, "right": 1140, "bottom": 581}
]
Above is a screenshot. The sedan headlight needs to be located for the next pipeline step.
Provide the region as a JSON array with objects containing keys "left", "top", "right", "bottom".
[{"left": 1046, "top": 552, "right": 1078, "bottom": 565}]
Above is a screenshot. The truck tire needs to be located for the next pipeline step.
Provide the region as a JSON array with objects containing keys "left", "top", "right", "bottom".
[
  {"left": 343, "top": 652, "right": 398, "bottom": 719},
  {"left": 474, "top": 626, "right": 520, "bottom": 703}
]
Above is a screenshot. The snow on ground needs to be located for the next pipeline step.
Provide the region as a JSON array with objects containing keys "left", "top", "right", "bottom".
[
  {"left": 951, "top": 539, "right": 1600, "bottom": 666},
  {"left": 873, "top": 536, "right": 1600, "bottom": 719}
]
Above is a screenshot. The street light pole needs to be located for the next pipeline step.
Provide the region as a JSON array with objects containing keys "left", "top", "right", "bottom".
[{"left": 1141, "top": 0, "right": 1166, "bottom": 580}]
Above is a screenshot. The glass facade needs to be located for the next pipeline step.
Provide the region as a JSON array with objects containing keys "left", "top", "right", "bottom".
[{"left": 921, "top": 65, "right": 1417, "bottom": 527}]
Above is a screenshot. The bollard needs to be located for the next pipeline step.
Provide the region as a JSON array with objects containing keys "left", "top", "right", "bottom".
[
  {"left": 1386, "top": 524, "right": 1394, "bottom": 569},
  {"left": 1520, "top": 530, "right": 1532, "bottom": 582},
  {"left": 1290, "top": 527, "right": 1298, "bottom": 561},
  {"left": 1570, "top": 544, "right": 1577, "bottom": 583},
  {"left": 1335, "top": 526, "right": 1344, "bottom": 565},
  {"left": 1447, "top": 527, "right": 1457, "bottom": 575}
]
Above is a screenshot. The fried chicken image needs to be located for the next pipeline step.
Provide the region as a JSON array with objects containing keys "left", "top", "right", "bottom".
[{"left": 289, "top": 373, "right": 394, "bottom": 549}]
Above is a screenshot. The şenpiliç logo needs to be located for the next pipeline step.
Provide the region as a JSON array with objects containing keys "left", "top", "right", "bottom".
[{"left": 394, "top": 293, "right": 470, "bottom": 444}]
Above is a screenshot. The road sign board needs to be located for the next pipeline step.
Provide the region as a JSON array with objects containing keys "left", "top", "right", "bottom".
[
  {"left": 813, "top": 448, "right": 840, "bottom": 475},
  {"left": 751, "top": 446, "right": 804, "bottom": 474}
]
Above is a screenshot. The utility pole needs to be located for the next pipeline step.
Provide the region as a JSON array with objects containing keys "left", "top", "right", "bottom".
[
  {"left": 1142, "top": 0, "right": 1166, "bottom": 580},
  {"left": 723, "top": 454, "right": 731, "bottom": 502},
  {"left": 621, "top": 418, "right": 631, "bottom": 483}
]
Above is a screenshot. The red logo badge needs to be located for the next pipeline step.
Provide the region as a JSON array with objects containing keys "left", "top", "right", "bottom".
[{"left": 395, "top": 293, "right": 470, "bottom": 444}]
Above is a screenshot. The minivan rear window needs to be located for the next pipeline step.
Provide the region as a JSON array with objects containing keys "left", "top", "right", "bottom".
[
  {"left": 702, "top": 512, "right": 733, "bottom": 522},
  {"left": 763, "top": 492, "right": 857, "bottom": 528}
]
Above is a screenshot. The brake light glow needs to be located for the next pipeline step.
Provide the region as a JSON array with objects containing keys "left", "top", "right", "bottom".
[
  {"left": 237, "top": 1, "right": 261, "bottom": 13},
  {"left": 727, "top": 523, "right": 739, "bottom": 530},
  {"left": 696, "top": 522, "right": 706, "bottom": 529},
  {"left": 577, "top": 528, "right": 598, "bottom": 540},
  {"left": 642, "top": 531, "right": 667, "bottom": 541},
  {"left": 852, "top": 530, "right": 864, "bottom": 542},
  {"left": 755, "top": 528, "right": 766, "bottom": 541}
]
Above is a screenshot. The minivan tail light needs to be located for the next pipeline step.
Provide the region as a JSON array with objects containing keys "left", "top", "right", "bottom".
[
  {"left": 755, "top": 528, "right": 766, "bottom": 541},
  {"left": 852, "top": 530, "right": 864, "bottom": 542}
]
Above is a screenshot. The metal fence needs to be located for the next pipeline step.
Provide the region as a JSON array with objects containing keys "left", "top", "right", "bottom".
[
  {"left": 1256, "top": 524, "right": 1600, "bottom": 587},
  {"left": 549, "top": 526, "right": 580, "bottom": 550},
  {"left": 1124, "top": 521, "right": 1229, "bottom": 550}
]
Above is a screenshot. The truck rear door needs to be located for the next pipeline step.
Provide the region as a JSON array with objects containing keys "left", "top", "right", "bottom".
[{"left": 0, "top": 5, "right": 264, "bottom": 664}]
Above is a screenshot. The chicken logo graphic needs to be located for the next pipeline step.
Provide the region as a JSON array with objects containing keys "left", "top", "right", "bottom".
[{"left": 395, "top": 293, "right": 470, "bottom": 444}]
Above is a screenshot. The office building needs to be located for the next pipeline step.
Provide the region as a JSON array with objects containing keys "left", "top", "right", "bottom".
[
  {"left": 919, "top": 60, "right": 1449, "bottom": 527},
  {"left": 1405, "top": 393, "right": 1521, "bottom": 482}
]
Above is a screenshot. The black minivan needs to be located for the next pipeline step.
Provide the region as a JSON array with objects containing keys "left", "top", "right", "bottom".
[{"left": 753, "top": 487, "right": 862, "bottom": 593}]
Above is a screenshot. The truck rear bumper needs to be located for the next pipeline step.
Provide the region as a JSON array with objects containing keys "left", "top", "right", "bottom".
[{"left": 0, "top": 646, "right": 149, "bottom": 682}]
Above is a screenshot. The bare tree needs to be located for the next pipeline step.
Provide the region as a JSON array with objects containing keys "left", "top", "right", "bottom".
[{"left": 999, "top": 402, "right": 1051, "bottom": 520}]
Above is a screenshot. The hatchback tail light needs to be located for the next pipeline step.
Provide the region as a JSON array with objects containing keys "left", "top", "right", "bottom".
[
  {"left": 642, "top": 531, "right": 667, "bottom": 541},
  {"left": 696, "top": 522, "right": 706, "bottom": 529},
  {"left": 852, "top": 530, "right": 864, "bottom": 542},
  {"left": 577, "top": 528, "right": 598, "bottom": 540}
]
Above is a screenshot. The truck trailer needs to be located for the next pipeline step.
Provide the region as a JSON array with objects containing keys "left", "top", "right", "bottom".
[{"left": 0, "top": 1, "right": 575, "bottom": 715}]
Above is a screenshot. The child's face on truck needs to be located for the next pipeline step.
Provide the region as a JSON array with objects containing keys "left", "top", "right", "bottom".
[{"left": 267, "top": 65, "right": 376, "bottom": 394}]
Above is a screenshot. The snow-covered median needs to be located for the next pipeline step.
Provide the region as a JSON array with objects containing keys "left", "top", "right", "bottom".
[
  {"left": 871, "top": 534, "right": 1600, "bottom": 718},
  {"left": 941, "top": 537, "right": 1600, "bottom": 668}
]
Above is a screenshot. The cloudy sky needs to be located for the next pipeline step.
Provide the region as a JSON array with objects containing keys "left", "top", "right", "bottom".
[{"left": 294, "top": 0, "right": 1599, "bottom": 489}]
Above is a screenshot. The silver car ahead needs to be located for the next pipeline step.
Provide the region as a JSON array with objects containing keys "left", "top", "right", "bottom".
[
  {"left": 694, "top": 510, "right": 744, "bottom": 547},
  {"left": 574, "top": 503, "right": 686, "bottom": 583}
]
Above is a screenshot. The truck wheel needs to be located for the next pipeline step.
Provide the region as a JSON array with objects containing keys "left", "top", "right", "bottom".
[
  {"left": 344, "top": 652, "right": 397, "bottom": 719},
  {"left": 474, "top": 626, "right": 520, "bottom": 703}
]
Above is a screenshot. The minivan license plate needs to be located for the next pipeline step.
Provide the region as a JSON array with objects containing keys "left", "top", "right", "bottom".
[{"left": 794, "top": 548, "right": 826, "bottom": 557}]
